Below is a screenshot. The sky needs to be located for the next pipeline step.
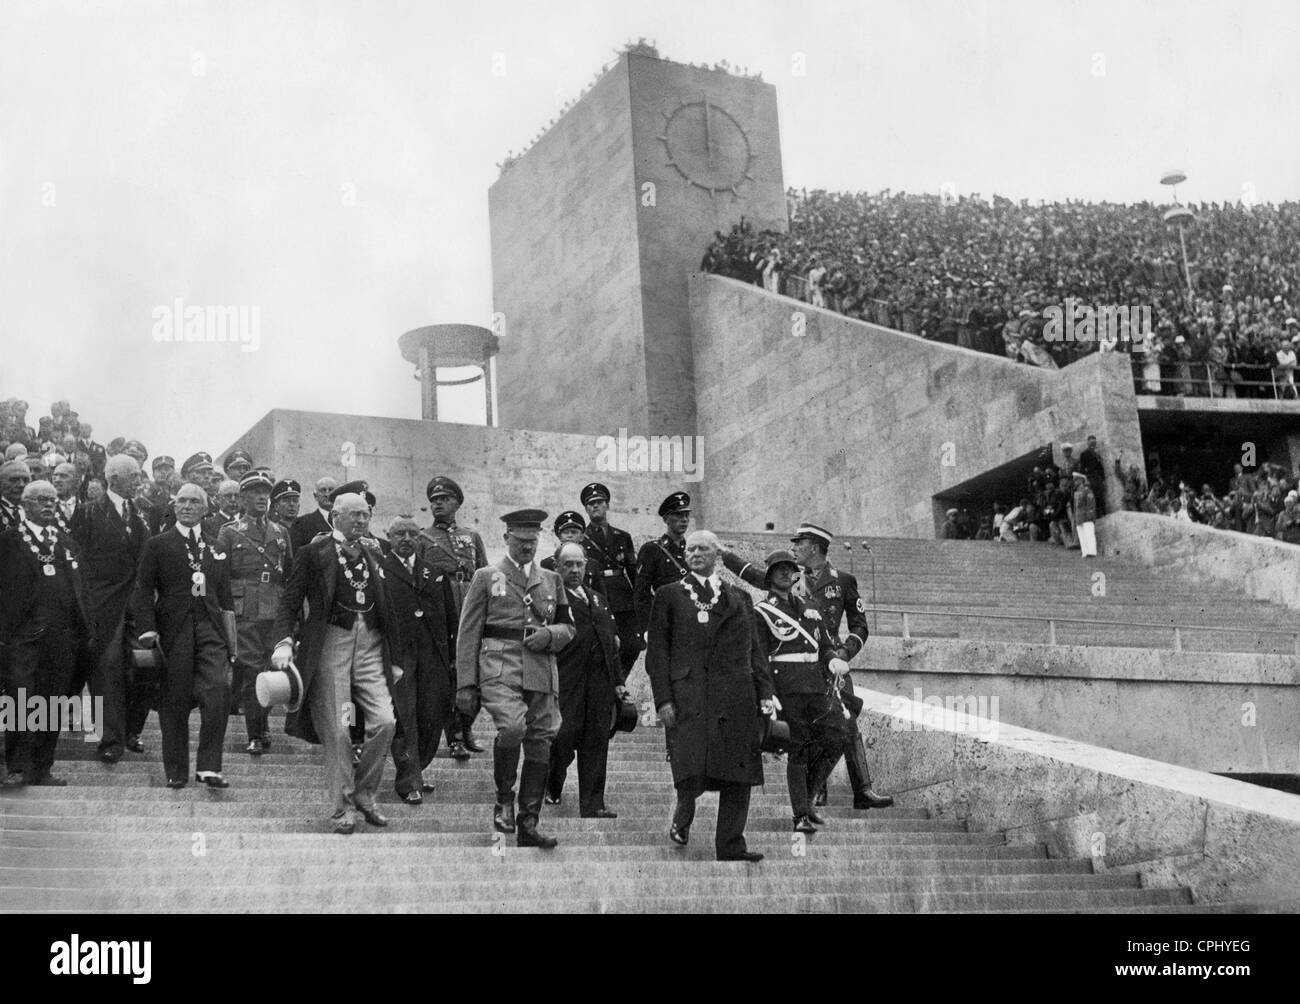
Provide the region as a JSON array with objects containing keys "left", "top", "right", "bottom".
[{"left": 1, "top": 0, "right": 1297, "bottom": 459}]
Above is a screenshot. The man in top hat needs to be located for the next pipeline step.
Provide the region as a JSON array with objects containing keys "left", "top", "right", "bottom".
[
  {"left": 217, "top": 471, "right": 291, "bottom": 754},
  {"left": 645, "top": 530, "right": 776, "bottom": 862},
  {"left": 578, "top": 483, "right": 640, "bottom": 679},
  {"left": 224, "top": 450, "right": 254, "bottom": 484},
  {"left": 753, "top": 549, "right": 852, "bottom": 833},
  {"left": 418, "top": 474, "right": 488, "bottom": 760},
  {"left": 785, "top": 523, "right": 893, "bottom": 810},
  {"left": 269, "top": 480, "right": 302, "bottom": 545},
  {"left": 290, "top": 477, "right": 338, "bottom": 552},
  {"left": 272, "top": 490, "right": 402, "bottom": 834},
  {"left": 545, "top": 541, "right": 625, "bottom": 817},
  {"left": 0, "top": 480, "right": 94, "bottom": 786},
  {"left": 70, "top": 453, "right": 155, "bottom": 762},
  {"left": 132, "top": 483, "right": 236, "bottom": 788},
  {"left": 383, "top": 515, "right": 458, "bottom": 803},
  {"left": 456, "top": 509, "right": 575, "bottom": 847},
  {"left": 633, "top": 491, "right": 692, "bottom": 643}
]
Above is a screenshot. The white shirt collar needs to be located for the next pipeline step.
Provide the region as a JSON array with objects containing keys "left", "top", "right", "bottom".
[
  {"left": 175, "top": 523, "right": 200, "bottom": 541},
  {"left": 107, "top": 489, "right": 127, "bottom": 510},
  {"left": 691, "top": 571, "right": 721, "bottom": 592},
  {"left": 25, "top": 519, "right": 49, "bottom": 539}
]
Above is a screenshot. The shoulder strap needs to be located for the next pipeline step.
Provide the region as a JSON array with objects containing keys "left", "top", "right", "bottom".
[
  {"left": 655, "top": 540, "right": 688, "bottom": 576},
  {"left": 756, "top": 600, "right": 821, "bottom": 651}
]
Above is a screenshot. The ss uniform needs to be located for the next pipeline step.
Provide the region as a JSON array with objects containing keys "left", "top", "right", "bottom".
[
  {"left": 632, "top": 491, "right": 693, "bottom": 641},
  {"left": 753, "top": 550, "right": 851, "bottom": 832},
  {"left": 418, "top": 475, "right": 488, "bottom": 759},
  {"left": 578, "top": 483, "right": 641, "bottom": 678},
  {"left": 455, "top": 509, "right": 575, "bottom": 847},
  {"left": 215, "top": 472, "right": 291, "bottom": 754},
  {"left": 790, "top": 522, "right": 893, "bottom": 811}
]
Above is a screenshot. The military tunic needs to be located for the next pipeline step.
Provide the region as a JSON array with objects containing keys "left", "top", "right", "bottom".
[
  {"left": 216, "top": 515, "right": 290, "bottom": 743},
  {"left": 582, "top": 521, "right": 640, "bottom": 675},
  {"left": 633, "top": 533, "right": 689, "bottom": 638}
]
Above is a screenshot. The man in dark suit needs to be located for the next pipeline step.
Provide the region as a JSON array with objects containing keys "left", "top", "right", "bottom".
[
  {"left": 579, "top": 483, "right": 640, "bottom": 679},
  {"left": 645, "top": 529, "right": 776, "bottom": 862},
  {"left": 289, "top": 476, "right": 337, "bottom": 552},
  {"left": 0, "top": 480, "right": 95, "bottom": 785},
  {"left": 76, "top": 423, "right": 107, "bottom": 481},
  {"left": 0, "top": 459, "right": 31, "bottom": 531},
  {"left": 546, "top": 541, "right": 625, "bottom": 817},
  {"left": 69, "top": 454, "right": 154, "bottom": 762},
  {"left": 272, "top": 488, "right": 402, "bottom": 835},
  {"left": 133, "top": 483, "right": 236, "bottom": 788},
  {"left": 383, "top": 515, "right": 457, "bottom": 804}
]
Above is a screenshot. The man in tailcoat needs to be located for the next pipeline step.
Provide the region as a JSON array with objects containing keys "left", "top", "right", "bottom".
[
  {"left": 546, "top": 541, "right": 625, "bottom": 817},
  {"left": 645, "top": 529, "right": 776, "bottom": 862},
  {"left": 132, "top": 483, "right": 236, "bottom": 788},
  {"left": 0, "top": 481, "right": 95, "bottom": 785},
  {"left": 383, "top": 514, "right": 458, "bottom": 804},
  {"left": 272, "top": 488, "right": 402, "bottom": 834},
  {"left": 456, "top": 509, "right": 575, "bottom": 848}
]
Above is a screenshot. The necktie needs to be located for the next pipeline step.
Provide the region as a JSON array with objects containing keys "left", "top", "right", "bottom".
[
  {"left": 186, "top": 530, "right": 201, "bottom": 564},
  {"left": 697, "top": 578, "right": 714, "bottom": 604}
]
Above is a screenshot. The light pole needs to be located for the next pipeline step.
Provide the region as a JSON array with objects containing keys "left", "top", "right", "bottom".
[{"left": 1160, "top": 170, "right": 1195, "bottom": 298}]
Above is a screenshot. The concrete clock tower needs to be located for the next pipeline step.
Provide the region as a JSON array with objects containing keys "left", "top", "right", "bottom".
[{"left": 489, "top": 50, "right": 787, "bottom": 439}]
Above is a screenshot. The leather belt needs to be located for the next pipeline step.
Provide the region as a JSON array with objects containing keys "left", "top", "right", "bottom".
[
  {"left": 483, "top": 625, "right": 540, "bottom": 642},
  {"left": 770, "top": 653, "right": 819, "bottom": 663}
]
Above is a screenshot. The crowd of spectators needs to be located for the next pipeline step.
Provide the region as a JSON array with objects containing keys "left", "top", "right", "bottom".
[
  {"left": 701, "top": 191, "right": 1300, "bottom": 393},
  {"left": 1133, "top": 457, "right": 1300, "bottom": 543}
]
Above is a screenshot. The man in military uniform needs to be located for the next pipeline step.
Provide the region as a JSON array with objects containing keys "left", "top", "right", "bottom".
[
  {"left": 455, "top": 509, "right": 575, "bottom": 848},
  {"left": 223, "top": 450, "right": 254, "bottom": 485},
  {"left": 789, "top": 522, "right": 893, "bottom": 810},
  {"left": 753, "top": 549, "right": 852, "bottom": 833},
  {"left": 269, "top": 479, "right": 302, "bottom": 540},
  {"left": 217, "top": 472, "right": 291, "bottom": 753},
  {"left": 418, "top": 475, "right": 488, "bottom": 760},
  {"left": 539, "top": 510, "right": 597, "bottom": 591},
  {"left": 579, "top": 483, "right": 640, "bottom": 678},
  {"left": 633, "top": 491, "right": 692, "bottom": 643}
]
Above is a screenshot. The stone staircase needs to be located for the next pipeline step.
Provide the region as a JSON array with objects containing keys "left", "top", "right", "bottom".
[
  {"left": 723, "top": 533, "right": 1296, "bottom": 655},
  {"left": 0, "top": 712, "right": 1207, "bottom": 913}
]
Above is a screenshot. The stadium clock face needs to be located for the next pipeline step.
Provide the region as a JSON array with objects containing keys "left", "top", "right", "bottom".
[{"left": 658, "top": 97, "right": 755, "bottom": 197}]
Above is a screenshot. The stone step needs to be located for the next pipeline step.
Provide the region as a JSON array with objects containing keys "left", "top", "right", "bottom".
[{"left": 0, "top": 887, "right": 1191, "bottom": 913}]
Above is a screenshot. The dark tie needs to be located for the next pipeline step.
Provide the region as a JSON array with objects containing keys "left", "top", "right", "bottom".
[
  {"left": 697, "top": 578, "right": 714, "bottom": 604},
  {"left": 186, "top": 530, "right": 200, "bottom": 564}
]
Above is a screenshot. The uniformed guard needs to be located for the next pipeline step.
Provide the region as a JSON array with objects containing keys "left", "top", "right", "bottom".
[
  {"left": 223, "top": 449, "right": 254, "bottom": 484},
  {"left": 217, "top": 472, "right": 291, "bottom": 754},
  {"left": 455, "top": 509, "right": 575, "bottom": 848},
  {"left": 633, "top": 491, "right": 692, "bottom": 642},
  {"left": 269, "top": 479, "right": 302, "bottom": 541},
  {"left": 579, "top": 483, "right": 640, "bottom": 678},
  {"left": 418, "top": 474, "right": 488, "bottom": 760},
  {"left": 789, "top": 522, "right": 893, "bottom": 810},
  {"left": 753, "top": 549, "right": 852, "bottom": 833},
  {"left": 539, "top": 510, "right": 597, "bottom": 591}
]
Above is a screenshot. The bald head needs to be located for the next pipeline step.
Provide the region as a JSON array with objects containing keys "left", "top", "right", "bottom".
[
  {"left": 103, "top": 454, "right": 141, "bottom": 499},
  {"left": 333, "top": 493, "right": 371, "bottom": 542},
  {"left": 174, "top": 482, "right": 209, "bottom": 528},
  {"left": 314, "top": 477, "right": 339, "bottom": 511},
  {"left": 556, "top": 541, "right": 587, "bottom": 590},
  {"left": 685, "top": 530, "right": 720, "bottom": 577}
]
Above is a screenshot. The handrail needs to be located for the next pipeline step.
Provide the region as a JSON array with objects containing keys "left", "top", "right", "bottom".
[{"left": 1130, "top": 359, "right": 1299, "bottom": 401}]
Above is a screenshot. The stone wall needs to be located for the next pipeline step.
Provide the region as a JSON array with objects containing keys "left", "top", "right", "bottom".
[
  {"left": 690, "top": 273, "right": 1144, "bottom": 537},
  {"left": 220, "top": 409, "right": 680, "bottom": 561},
  {"left": 1098, "top": 509, "right": 1300, "bottom": 611},
  {"left": 857, "top": 685, "right": 1300, "bottom": 905}
]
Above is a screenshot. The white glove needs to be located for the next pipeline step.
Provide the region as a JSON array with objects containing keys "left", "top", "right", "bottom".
[
  {"left": 828, "top": 657, "right": 850, "bottom": 678},
  {"left": 271, "top": 641, "right": 292, "bottom": 670}
]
